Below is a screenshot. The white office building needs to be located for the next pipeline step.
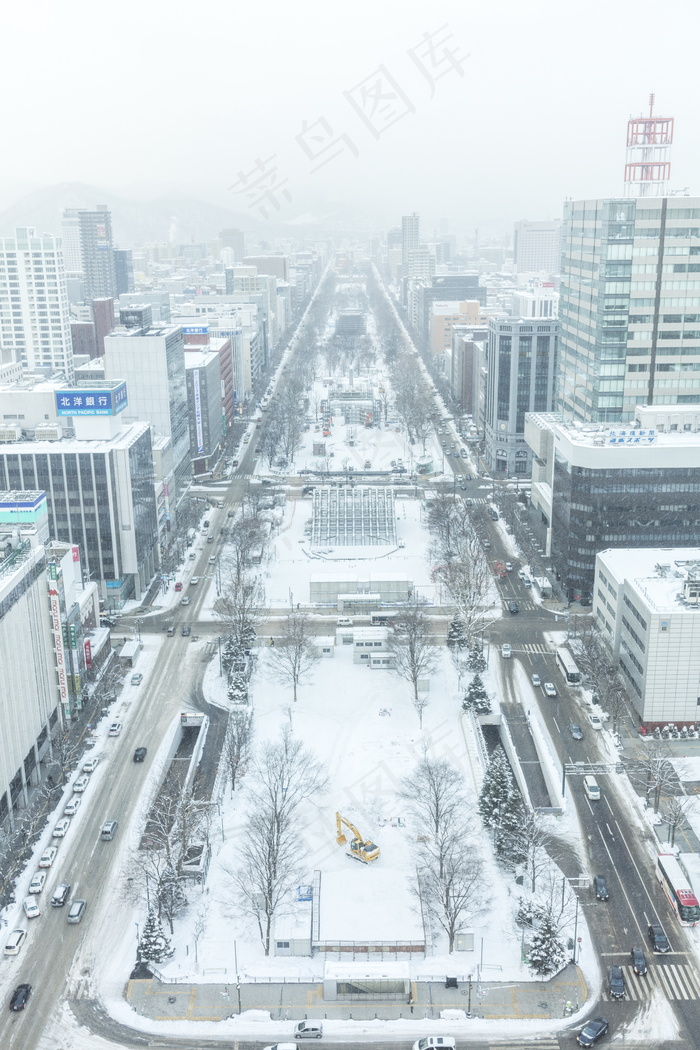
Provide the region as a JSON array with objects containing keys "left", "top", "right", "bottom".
[
  {"left": 513, "top": 220, "right": 562, "bottom": 274},
  {"left": 0, "top": 228, "right": 74, "bottom": 381},
  {"left": 594, "top": 548, "right": 700, "bottom": 728}
]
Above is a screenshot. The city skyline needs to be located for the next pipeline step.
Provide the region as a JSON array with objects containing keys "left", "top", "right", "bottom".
[{"left": 1, "top": 0, "right": 698, "bottom": 233}]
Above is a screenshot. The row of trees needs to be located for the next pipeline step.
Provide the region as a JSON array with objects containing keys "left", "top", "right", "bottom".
[{"left": 479, "top": 748, "right": 575, "bottom": 975}]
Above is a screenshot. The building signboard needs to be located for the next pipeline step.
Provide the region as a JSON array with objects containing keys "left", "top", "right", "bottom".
[
  {"left": 56, "top": 382, "right": 127, "bottom": 416},
  {"left": 193, "top": 369, "right": 205, "bottom": 454},
  {"left": 607, "top": 428, "right": 657, "bottom": 445}
]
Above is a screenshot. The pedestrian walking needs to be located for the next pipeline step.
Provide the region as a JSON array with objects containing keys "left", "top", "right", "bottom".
[{"left": 408, "top": 995, "right": 414, "bottom": 1014}]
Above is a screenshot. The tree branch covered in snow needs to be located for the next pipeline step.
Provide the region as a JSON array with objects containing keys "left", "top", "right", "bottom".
[
  {"left": 266, "top": 611, "right": 320, "bottom": 702},
  {"left": 386, "top": 605, "right": 438, "bottom": 726}
]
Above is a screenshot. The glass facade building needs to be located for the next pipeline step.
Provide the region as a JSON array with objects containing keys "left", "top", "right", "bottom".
[{"left": 558, "top": 197, "right": 700, "bottom": 422}]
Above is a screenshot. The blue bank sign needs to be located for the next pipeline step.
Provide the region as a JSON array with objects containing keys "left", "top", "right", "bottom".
[{"left": 55, "top": 383, "right": 128, "bottom": 417}]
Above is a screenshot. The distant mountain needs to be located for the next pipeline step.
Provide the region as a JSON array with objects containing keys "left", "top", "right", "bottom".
[{"left": 0, "top": 182, "right": 266, "bottom": 246}]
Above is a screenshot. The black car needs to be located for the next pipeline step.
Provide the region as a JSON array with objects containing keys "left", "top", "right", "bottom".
[
  {"left": 609, "top": 965, "right": 625, "bottom": 1000},
  {"left": 9, "top": 983, "right": 32, "bottom": 1011},
  {"left": 133, "top": 747, "right": 147, "bottom": 763},
  {"left": 577, "top": 1018, "right": 609, "bottom": 1047},
  {"left": 648, "top": 922, "right": 671, "bottom": 953},
  {"left": 630, "top": 947, "right": 648, "bottom": 975},
  {"left": 508, "top": 601, "right": 519, "bottom": 615},
  {"left": 593, "top": 875, "right": 609, "bottom": 901},
  {"left": 181, "top": 625, "right": 191, "bottom": 637},
  {"left": 570, "top": 723, "right": 584, "bottom": 741}
]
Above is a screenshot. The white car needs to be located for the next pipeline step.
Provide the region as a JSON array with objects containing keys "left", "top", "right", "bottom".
[
  {"left": 531, "top": 673, "right": 541, "bottom": 687},
  {"left": 63, "top": 796, "right": 81, "bottom": 817},
  {"left": 589, "top": 713, "right": 604, "bottom": 731},
  {"left": 190, "top": 576, "right": 200, "bottom": 586},
  {"left": 72, "top": 774, "right": 89, "bottom": 793},
  {"left": 28, "top": 871, "right": 46, "bottom": 895},
  {"left": 82, "top": 756, "right": 100, "bottom": 773},
  {"left": 543, "top": 682, "right": 557, "bottom": 698},
  {"left": 38, "top": 847, "right": 58, "bottom": 868},
  {"left": 501, "top": 644, "right": 512, "bottom": 658},
  {"left": 180, "top": 595, "right": 191, "bottom": 606},
  {"left": 108, "top": 722, "right": 123, "bottom": 737},
  {"left": 22, "top": 897, "right": 40, "bottom": 920},
  {"left": 3, "top": 929, "right": 27, "bottom": 956},
  {"left": 52, "top": 817, "right": 71, "bottom": 838},
  {"left": 412, "top": 1039, "right": 456, "bottom": 1050}
]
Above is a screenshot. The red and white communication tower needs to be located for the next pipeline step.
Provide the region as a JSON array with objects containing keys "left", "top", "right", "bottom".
[{"left": 623, "top": 94, "right": 674, "bottom": 197}]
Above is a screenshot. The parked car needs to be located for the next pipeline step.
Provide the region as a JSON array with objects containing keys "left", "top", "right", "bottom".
[
  {"left": 52, "top": 817, "right": 71, "bottom": 838},
  {"left": 531, "top": 673, "right": 541, "bottom": 687},
  {"left": 593, "top": 875, "right": 609, "bottom": 901},
  {"left": 9, "top": 983, "right": 32, "bottom": 1011},
  {"left": 72, "top": 774, "right": 89, "bottom": 793},
  {"left": 589, "top": 713, "right": 603, "bottom": 731},
  {"left": 570, "top": 723, "right": 584, "bottom": 741},
  {"left": 22, "top": 897, "right": 40, "bottom": 919},
  {"left": 174, "top": 581, "right": 183, "bottom": 591},
  {"left": 82, "top": 756, "right": 100, "bottom": 773},
  {"left": 133, "top": 747, "right": 147, "bottom": 763},
  {"left": 577, "top": 1018, "right": 609, "bottom": 1047},
  {"left": 3, "top": 929, "right": 27, "bottom": 956},
  {"left": 648, "top": 922, "right": 671, "bottom": 953},
  {"left": 412, "top": 1039, "right": 456, "bottom": 1050},
  {"left": 28, "top": 871, "right": 46, "bottom": 895},
  {"left": 63, "top": 796, "right": 81, "bottom": 817},
  {"left": 630, "top": 947, "right": 648, "bottom": 975},
  {"left": 501, "top": 644, "right": 512, "bottom": 658},
  {"left": 38, "top": 847, "right": 57, "bottom": 868},
  {"left": 108, "top": 722, "right": 123, "bottom": 737},
  {"left": 609, "top": 965, "right": 625, "bottom": 1000},
  {"left": 543, "top": 682, "right": 557, "bottom": 698},
  {"left": 130, "top": 672, "right": 143, "bottom": 686}
]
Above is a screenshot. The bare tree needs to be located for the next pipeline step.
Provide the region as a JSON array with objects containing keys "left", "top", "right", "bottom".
[
  {"left": 417, "top": 832, "right": 486, "bottom": 953},
  {"left": 399, "top": 756, "right": 466, "bottom": 840},
  {"left": 232, "top": 731, "right": 327, "bottom": 954},
  {"left": 267, "top": 611, "right": 320, "bottom": 702},
  {"left": 214, "top": 563, "right": 266, "bottom": 647},
  {"left": 503, "top": 807, "right": 558, "bottom": 893},
  {"left": 223, "top": 708, "right": 253, "bottom": 794},
  {"left": 390, "top": 355, "right": 433, "bottom": 450},
  {"left": 386, "top": 605, "right": 438, "bottom": 726},
  {"left": 662, "top": 794, "right": 693, "bottom": 848},
  {"left": 628, "top": 742, "right": 680, "bottom": 813},
  {"left": 433, "top": 529, "right": 495, "bottom": 650}
]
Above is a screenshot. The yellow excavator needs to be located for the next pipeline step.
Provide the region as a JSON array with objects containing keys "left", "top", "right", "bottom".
[{"left": 335, "top": 812, "right": 380, "bottom": 864}]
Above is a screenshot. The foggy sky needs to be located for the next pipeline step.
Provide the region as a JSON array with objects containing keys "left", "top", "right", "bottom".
[{"left": 1, "top": 0, "right": 698, "bottom": 236}]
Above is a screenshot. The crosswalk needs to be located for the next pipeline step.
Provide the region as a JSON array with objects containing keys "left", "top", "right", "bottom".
[
  {"left": 601, "top": 962, "right": 700, "bottom": 1001},
  {"left": 517, "top": 642, "right": 550, "bottom": 655},
  {"left": 502, "top": 599, "right": 537, "bottom": 612},
  {"left": 489, "top": 1041, "right": 559, "bottom": 1050}
]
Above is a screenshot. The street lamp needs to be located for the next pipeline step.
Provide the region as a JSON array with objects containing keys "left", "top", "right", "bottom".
[{"left": 466, "top": 972, "right": 473, "bottom": 1018}]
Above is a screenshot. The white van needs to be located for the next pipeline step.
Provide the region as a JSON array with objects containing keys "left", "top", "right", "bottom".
[
  {"left": 294, "top": 1020, "right": 324, "bottom": 1039},
  {"left": 583, "top": 775, "right": 601, "bottom": 801}
]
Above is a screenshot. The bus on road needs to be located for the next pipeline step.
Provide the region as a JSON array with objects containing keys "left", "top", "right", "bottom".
[
  {"left": 657, "top": 853, "right": 700, "bottom": 926},
  {"left": 556, "top": 646, "right": 581, "bottom": 685}
]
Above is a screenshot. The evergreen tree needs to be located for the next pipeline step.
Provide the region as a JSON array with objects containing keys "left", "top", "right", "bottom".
[
  {"left": 228, "top": 670, "right": 249, "bottom": 706},
  {"left": 478, "top": 748, "right": 521, "bottom": 834},
  {"left": 462, "top": 674, "right": 492, "bottom": 715},
  {"left": 466, "top": 647, "right": 486, "bottom": 673},
  {"left": 222, "top": 636, "right": 239, "bottom": 679},
  {"left": 527, "top": 913, "right": 567, "bottom": 976},
  {"left": 138, "top": 911, "right": 174, "bottom": 963},
  {"left": 446, "top": 618, "right": 467, "bottom": 649}
]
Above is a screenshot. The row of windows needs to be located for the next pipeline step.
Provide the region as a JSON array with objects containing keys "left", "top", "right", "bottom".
[
  {"left": 621, "top": 616, "right": 646, "bottom": 653},
  {"left": 622, "top": 594, "right": 648, "bottom": 630}
]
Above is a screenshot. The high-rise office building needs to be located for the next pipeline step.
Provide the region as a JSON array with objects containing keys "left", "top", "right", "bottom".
[
  {"left": 485, "top": 317, "right": 557, "bottom": 474},
  {"left": 401, "top": 213, "right": 421, "bottom": 277},
  {"left": 113, "top": 248, "right": 135, "bottom": 295},
  {"left": 91, "top": 297, "right": 115, "bottom": 356},
  {"left": 513, "top": 220, "right": 562, "bottom": 273},
  {"left": 221, "top": 228, "right": 246, "bottom": 260},
  {"left": 61, "top": 211, "right": 83, "bottom": 274},
  {"left": 77, "top": 206, "right": 116, "bottom": 300},
  {"left": 104, "top": 324, "right": 190, "bottom": 506},
  {"left": 558, "top": 197, "right": 700, "bottom": 422},
  {"left": 0, "top": 227, "right": 74, "bottom": 380}
]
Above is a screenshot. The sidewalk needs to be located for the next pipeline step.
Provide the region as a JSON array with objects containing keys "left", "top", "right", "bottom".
[{"left": 126, "top": 965, "right": 588, "bottom": 1023}]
